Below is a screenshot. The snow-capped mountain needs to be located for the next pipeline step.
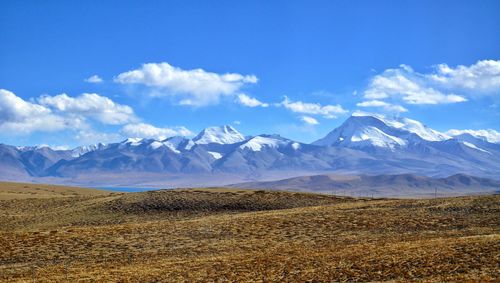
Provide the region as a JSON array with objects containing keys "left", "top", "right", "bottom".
[
  {"left": 190, "top": 125, "right": 248, "bottom": 162},
  {"left": 313, "top": 112, "right": 450, "bottom": 149},
  {"left": 446, "top": 129, "right": 500, "bottom": 144},
  {"left": 239, "top": 134, "right": 301, "bottom": 152},
  {"left": 192, "top": 125, "right": 245, "bottom": 145},
  {"left": 119, "top": 137, "right": 194, "bottom": 153},
  {"left": 71, "top": 143, "right": 107, "bottom": 157},
  {"left": 1, "top": 115, "right": 499, "bottom": 185},
  {"left": 162, "top": 136, "right": 195, "bottom": 152},
  {"left": 359, "top": 112, "right": 450, "bottom": 142}
]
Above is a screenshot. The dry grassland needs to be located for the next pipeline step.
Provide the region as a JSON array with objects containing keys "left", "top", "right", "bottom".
[
  {"left": 0, "top": 182, "right": 113, "bottom": 200},
  {"left": 0, "top": 182, "right": 498, "bottom": 282}
]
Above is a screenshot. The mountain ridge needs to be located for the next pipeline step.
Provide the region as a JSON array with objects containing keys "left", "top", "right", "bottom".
[
  {"left": 1, "top": 113, "right": 499, "bottom": 186},
  {"left": 228, "top": 173, "right": 500, "bottom": 198}
]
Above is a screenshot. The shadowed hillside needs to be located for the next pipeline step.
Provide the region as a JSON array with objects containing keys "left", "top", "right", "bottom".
[
  {"left": 230, "top": 173, "right": 500, "bottom": 198},
  {"left": 107, "top": 188, "right": 348, "bottom": 213}
]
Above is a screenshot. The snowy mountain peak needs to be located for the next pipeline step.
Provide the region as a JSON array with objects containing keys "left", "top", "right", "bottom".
[
  {"left": 71, "top": 143, "right": 107, "bottom": 157},
  {"left": 116, "top": 138, "right": 145, "bottom": 149},
  {"left": 351, "top": 112, "right": 450, "bottom": 142},
  {"left": 396, "top": 117, "right": 450, "bottom": 142},
  {"left": 162, "top": 136, "right": 195, "bottom": 152},
  {"left": 239, "top": 134, "right": 295, "bottom": 152},
  {"left": 123, "top": 137, "right": 144, "bottom": 145},
  {"left": 446, "top": 129, "right": 500, "bottom": 144},
  {"left": 313, "top": 112, "right": 450, "bottom": 149},
  {"left": 193, "top": 125, "right": 245, "bottom": 144}
]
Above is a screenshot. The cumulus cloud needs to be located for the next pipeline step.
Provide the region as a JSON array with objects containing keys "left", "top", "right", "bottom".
[
  {"left": 85, "top": 75, "right": 103, "bottom": 83},
  {"left": 363, "top": 60, "right": 500, "bottom": 108},
  {"left": 0, "top": 89, "right": 80, "bottom": 134},
  {"left": 300, "top": 116, "right": 319, "bottom": 125},
  {"left": 364, "top": 67, "right": 467, "bottom": 105},
  {"left": 39, "top": 93, "right": 136, "bottom": 125},
  {"left": 0, "top": 89, "right": 139, "bottom": 136},
  {"left": 428, "top": 60, "right": 500, "bottom": 92},
  {"left": 114, "top": 62, "right": 258, "bottom": 106},
  {"left": 121, "top": 123, "right": 193, "bottom": 140},
  {"left": 356, "top": 100, "right": 408, "bottom": 113},
  {"left": 237, "top": 93, "right": 269, "bottom": 107},
  {"left": 0, "top": 89, "right": 50, "bottom": 121},
  {"left": 446, "top": 129, "right": 500, "bottom": 144},
  {"left": 1, "top": 88, "right": 195, "bottom": 145},
  {"left": 280, "top": 96, "right": 347, "bottom": 118}
]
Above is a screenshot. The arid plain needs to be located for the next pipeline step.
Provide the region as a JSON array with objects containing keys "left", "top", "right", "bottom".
[{"left": 0, "top": 182, "right": 498, "bottom": 282}]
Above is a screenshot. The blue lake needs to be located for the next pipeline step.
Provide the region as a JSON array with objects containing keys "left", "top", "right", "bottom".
[{"left": 96, "top": 187, "right": 165, "bottom": 193}]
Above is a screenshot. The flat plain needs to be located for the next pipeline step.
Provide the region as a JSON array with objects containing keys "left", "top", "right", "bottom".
[{"left": 0, "top": 182, "right": 498, "bottom": 282}]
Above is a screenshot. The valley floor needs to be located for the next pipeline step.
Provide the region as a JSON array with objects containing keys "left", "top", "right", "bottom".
[{"left": 0, "top": 182, "right": 498, "bottom": 282}]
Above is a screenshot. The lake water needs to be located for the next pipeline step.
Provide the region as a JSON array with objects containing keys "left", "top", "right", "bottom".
[{"left": 96, "top": 187, "right": 164, "bottom": 193}]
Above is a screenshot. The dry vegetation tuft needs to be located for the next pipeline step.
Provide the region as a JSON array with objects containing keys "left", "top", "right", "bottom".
[{"left": 0, "top": 182, "right": 498, "bottom": 282}]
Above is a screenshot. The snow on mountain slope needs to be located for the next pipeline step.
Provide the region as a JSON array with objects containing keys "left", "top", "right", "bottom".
[
  {"left": 351, "top": 112, "right": 450, "bottom": 142},
  {"left": 313, "top": 115, "right": 407, "bottom": 149},
  {"left": 164, "top": 136, "right": 195, "bottom": 149},
  {"left": 148, "top": 141, "right": 165, "bottom": 150},
  {"left": 350, "top": 126, "right": 407, "bottom": 148},
  {"left": 157, "top": 136, "right": 195, "bottom": 153},
  {"left": 461, "top": 141, "right": 490, "bottom": 153},
  {"left": 119, "top": 138, "right": 144, "bottom": 148},
  {"left": 207, "top": 151, "right": 223, "bottom": 159},
  {"left": 446, "top": 129, "right": 500, "bottom": 144},
  {"left": 239, "top": 135, "right": 298, "bottom": 151},
  {"left": 71, "top": 143, "right": 107, "bottom": 157},
  {"left": 113, "top": 137, "right": 194, "bottom": 154},
  {"left": 313, "top": 112, "right": 450, "bottom": 149},
  {"left": 193, "top": 125, "right": 245, "bottom": 145}
]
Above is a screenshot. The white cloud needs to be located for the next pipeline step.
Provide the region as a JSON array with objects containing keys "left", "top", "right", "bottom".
[
  {"left": 428, "top": 60, "right": 500, "bottom": 92},
  {"left": 85, "top": 75, "right": 103, "bottom": 83},
  {"left": 0, "top": 89, "right": 81, "bottom": 134},
  {"left": 356, "top": 100, "right": 408, "bottom": 113},
  {"left": 300, "top": 116, "right": 319, "bottom": 125},
  {"left": 114, "top": 62, "right": 257, "bottom": 106},
  {"left": 121, "top": 123, "right": 193, "bottom": 140},
  {"left": 280, "top": 96, "right": 347, "bottom": 118},
  {"left": 364, "top": 67, "right": 467, "bottom": 105},
  {"left": 0, "top": 89, "right": 50, "bottom": 121},
  {"left": 0, "top": 89, "right": 194, "bottom": 145},
  {"left": 237, "top": 93, "right": 269, "bottom": 107},
  {"left": 0, "top": 89, "right": 139, "bottom": 137},
  {"left": 446, "top": 129, "right": 500, "bottom": 144},
  {"left": 38, "top": 93, "right": 136, "bottom": 125},
  {"left": 75, "top": 130, "right": 123, "bottom": 145},
  {"left": 363, "top": 60, "right": 500, "bottom": 108}
]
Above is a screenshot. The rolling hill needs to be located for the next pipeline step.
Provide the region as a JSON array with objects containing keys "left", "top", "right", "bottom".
[{"left": 0, "top": 182, "right": 498, "bottom": 281}]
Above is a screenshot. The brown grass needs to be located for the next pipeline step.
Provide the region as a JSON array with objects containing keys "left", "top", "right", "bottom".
[
  {"left": 0, "top": 182, "right": 113, "bottom": 200},
  {"left": 0, "top": 181, "right": 498, "bottom": 282}
]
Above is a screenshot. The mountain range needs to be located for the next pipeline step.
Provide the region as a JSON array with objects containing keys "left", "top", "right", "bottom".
[
  {"left": 229, "top": 173, "right": 500, "bottom": 198},
  {"left": 1, "top": 112, "right": 499, "bottom": 187}
]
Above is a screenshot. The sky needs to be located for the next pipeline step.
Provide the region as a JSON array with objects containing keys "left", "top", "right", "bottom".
[{"left": 0, "top": 0, "right": 499, "bottom": 148}]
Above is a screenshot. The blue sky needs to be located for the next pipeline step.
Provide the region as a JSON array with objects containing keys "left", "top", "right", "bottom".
[{"left": 0, "top": 0, "right": 499, "bottom": 148}]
